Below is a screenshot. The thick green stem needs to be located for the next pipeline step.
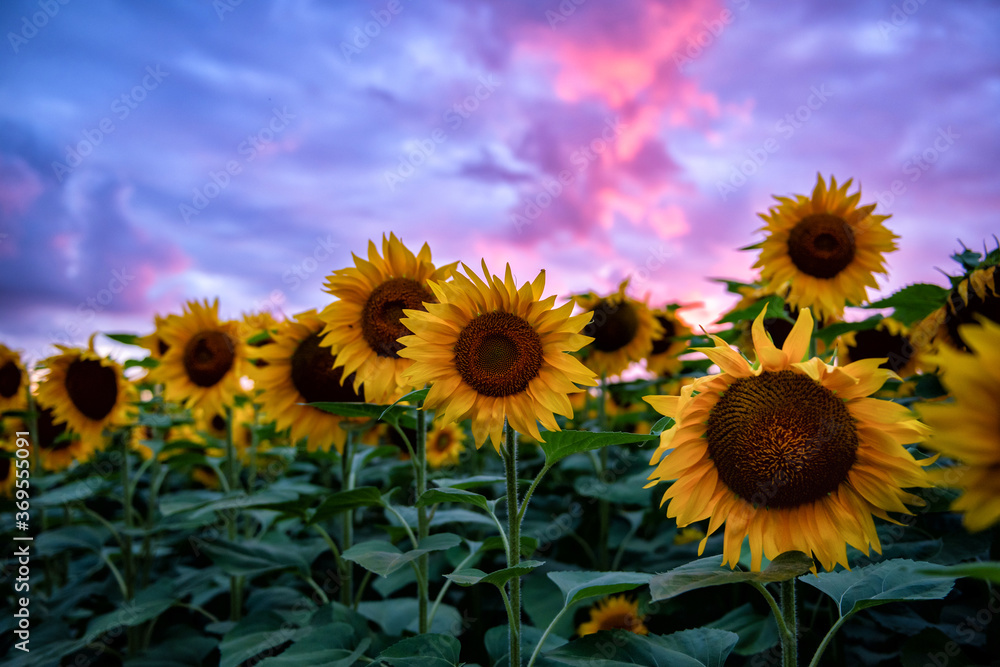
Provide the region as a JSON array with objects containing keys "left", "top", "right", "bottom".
[
  {"left": 416, "top": 404, "right": 429, "bottom": 633},
  {"left": 504, "top": 420, "right": 521, "bottom": 667},
  {"left": 341, "top": 433, "right": 355, "bottom": 607},
  {"left": 780, "top": 579, "right": 798, "bottom": 667},
  {"left": 224, "top": 406, "right": 242, "bottom": 621}
]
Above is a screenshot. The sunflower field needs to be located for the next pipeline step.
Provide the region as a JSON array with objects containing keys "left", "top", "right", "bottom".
[{"left": 2, "top": 176, "right": 999, "bottom": 667}]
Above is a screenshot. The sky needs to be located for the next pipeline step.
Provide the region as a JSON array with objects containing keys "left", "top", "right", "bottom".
[{"left": 1, "top": 0, "right": 998, "bottom": 365}]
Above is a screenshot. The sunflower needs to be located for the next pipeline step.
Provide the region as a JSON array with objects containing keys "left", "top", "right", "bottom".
[
  {"left": 36, "top": 343, "right": 133, "bottom": 444},
  {"left": 257, "top": 309, "right": 368, "bottom": 453},
  {"left": 0, "top": 449, "right": 14, "bottom": 498},
  {"left": 137, "top": 313, "right": 178, "bottom": 362},
  {"left": 644, "top": 306, "right": 933, "bottom": 572},
  {"left": 645, "top": 308, "right": 691, "bottom": 377},
  {"left": 241, "top": 310, "right": 279, "bottom": 370},
  {"left": 426, "top": 421, "right": 467, "bottom": 469},
  {"left": 837, "top": 317, "right": 920, "bottom": 378},
  {"left": 319, "top": 233, "right": 455, "bottom": 405},
  {"left": 673, "top": 527, "right": 706, "bottom": 546},
  {"left": 398, "top": 261, "right": 597, "bottom": 450},
  {"left": 149, "top": 299, "right": 248, "bottom": 416},
  {"left": 35, "top": 405, "right": 92, "bottom": 472},
  {"left": 752, "top": 174, "right": 897, "bottom": 321},
  {"left": 572, "top": 279, "right": 662, "bottom": 378},
  {"left": 915, "top": 264, "right": 999, "bottom": 355},
  {"left": 0, "top": 344, "right": 29, "bottom": 414},
  {"left": 577, "top": 596, "right": 648, "bottom": 637},
  {"left": 918, "top": 318, "right": 1000, "bottom": 531}
]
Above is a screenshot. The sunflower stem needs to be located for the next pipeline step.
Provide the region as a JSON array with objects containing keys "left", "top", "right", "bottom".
[
  {"left": 341, "top": 432, "right": 355, "bottom": 608},
  {"left": 224, "top": 406, "right": 243, "bottom": 621},
  {"left": 806, "top": 613, "right": 850, "bottom": 667},
  {"left": 527, "top": 603, "right": 572, "bottom": 667},
  {"left": 416, "top": 402, "right": 430, "bottom": 634},
  {"left": 503, "top": 419, "right": 522, "bottom": 667},
  {"left": 780, "top": 578, "right": 799, "bottom": 667}
]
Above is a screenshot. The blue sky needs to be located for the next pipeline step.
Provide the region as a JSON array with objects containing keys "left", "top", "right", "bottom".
[{"left": 1, "top": 0, "right": 998, "bottom": 364}]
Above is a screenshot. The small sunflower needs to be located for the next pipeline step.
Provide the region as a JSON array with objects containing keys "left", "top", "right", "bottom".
[
  {"left": 0, "top": 344, "right": 29, "bottom": 414},
  {"left": 426, "top": 421, "right": 467, "bottom": 469},
  {"left": 35, "top": 405, "right": 91, "bottom": 472},
  {"left": 915, "top": 264, "right": 999, "bottom": 354},
  {"left": 573, "top": 279, "right": 662, "bottom": 378},
  {"left": 645, "top": 306, "right": 933, "bottom": 572},
  {"left": 673, "top": 527, "right": 706, "bottom": 546},
  {"left": 241, "top": 310, "right": 279, "bottom": 370},
  {"left": 137, "top": 313, "right": 178, "bottom": 362},
  {"left": 319, "top": 233, "right": 455, "bottom": 405},
  {"left": 837, "top": 317, "right": 920, "bottom": 378},
  {"left": 918, "top": 318, "right": 1000, "bottom": 531},
  {"left": 399, "top": 261, "right": 597, "bottom": 450},
  {"left": 36, "top": 342, "right": 133, "bottom": 444},
  {"left": 149, "top": 299, "right": 248, "bottom": 416},
  {"left": 257, "top": 310, "right": 367, "bottom": 453},
  {"left": 752, "top": 174, "right": 898, "bottom": 321},
  {"left": 646, "top": 308, "right": 692, "bottom": 377},
  {"left": 577, "top": 596, "right": 648, "bottom": 637}
]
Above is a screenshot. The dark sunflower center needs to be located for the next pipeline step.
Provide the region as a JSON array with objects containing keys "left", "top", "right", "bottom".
[
  {"left": 211, "top": 414, "right": 227, "bottom": 432},
  {"left": 362, "top": 278, "right": 434, "bottom": 358},
  {"left": 291, "top": 332, "right": 363, "bottom": 404},
  {"left": 431, "top": 431, "right": 452, "bottom": 453},
  {"left": 650, "top": 316, "right": 677, "bottom": 356},
  {"left": 587, "top": 300, "right": 639, "bottom": 352},
  {"left": 847, "top": 328, "right": 913, "bottom": 373},
  {"left": 706, "top": 370, "right": 858, "bottom": 508},
  {"left": 0, "top": 360, "right": 22, "bottom": 398},
  {"left": 600, "top": 612, "right": 641, "bottom": 632},
  {"left": 65, "top": 359, "right": 118, "bottom": 421},
  {"left": 38, "top": 407, "right": 72, "bottom": 452},
  {"left": 454, "top": 311, "right": 543, "bottom": 397},
  {"left": 157, "top": 338, "right": 169, "bottom": 356},
  {"left": 183, "top": 331, "right": 236, "bottom": 387},
  {"left": 787, "top": 213, "right": 856, "bottom": 279},
  {"left": 0, "top": 456, "right": 9, "bottom": 480},
  {"left": 946, "top": 270, "right": 1000, "bottom": 351}
]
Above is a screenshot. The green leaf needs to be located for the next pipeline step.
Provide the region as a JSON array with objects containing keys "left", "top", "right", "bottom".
[
  {"left": 357, "top": 599, "right": 462, "bottom": 636},
  {"left": 378, "top": 387, "right": 429, "bottom": 420},
  {"left": 256, "top": 625, "right": 370, "bottom": 667},
  {"left": 82, "top": 580, "right": 175, "bottom": 644},
  {"left": 35, "top": 525, "right": 108, "bottom": 555},
  {"left": 649, "top": 416, "right": 674, "bottom": 435},
  {"left": 307, "top": 486, "right": 385, "bottom": 524},
  {"left": 445, "top": 560, "right": 545, "bottom": 588},
  {"left": 548, "top": 571, "right": 652, "bottom": 606},
  {"left": 537, "top": 430, "right": 659, "bottom": 467},
  {"left": 705, "top": 603, "right": 778, "bottom": 657},
  {"left": 219, "top": 612, "right": 298, "bottom": 667},
  {"left": 863, "top": 283, "right": 949, "bottom": 325},
  {"left": 200, "top": 538, "right": 311, "bottom": 577},
  {"left": 814, "top": 316, "right": 882, "bottom": 347},
  {"left": 35, "top": 478, "right": 111, "bottom": 507},
  {"left": 539, "top": 628, "right": 739, "bottom": 667},
  {"left": 800, "top": 559, "right": 956, "bottom": 617},
  {"left": 375, "top": 633, "right": 461, "bottom": 667},
  {"left": 916, "top": 561, "right": 1000, "bottom": 584},
  {"left": 184, "top": 489, "right": 306, "bottom": 519},
  {"left": 649, "top": 552, "right": 814, "bottom": 601},
  {"left": 304, "top": 402, "right": 385, "bottom": 419},
  {"left": 432, "top": 474, "right": 507, "bottom": 489},
  {"left": 105, "top": 333, "right": 139, "bottom": 345},
  {"left": 343, "top": 533, "right": 463, "bottom": 577},
  {"left": 124, "top": 356, "right": 159, "bottom": 370},
  {"left": 717, "top": 295, "right": 787, "bottom": 325},
  {"left": 416, "top": 487, "right": 490, "bottom": 512}
]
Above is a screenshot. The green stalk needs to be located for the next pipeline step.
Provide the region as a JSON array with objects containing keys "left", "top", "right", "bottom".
[
  {"left": 224, "top": 406, "right": 242, "bottom": 621},
  {"left": 416, "top": 403, "right": 429, "bottom": 633},
  {"left": 807, "top": 614, "right": 850, "bottom": 667},
  {"left": 341, "top": 432, "right": 356, "bottom": 607},
  {"left": 780, "top": 579, "right": 798, "bottom": 667},
  {"left": 503, "top": 420, "right": 521, "bottom": 667}
]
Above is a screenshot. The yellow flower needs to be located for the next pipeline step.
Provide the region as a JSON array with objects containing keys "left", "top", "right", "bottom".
[
  {"left": 673, "top": 527, "right": 706, "bottom": 546},
  {"left": 0, "top": 344, "right": 29, "bottom": 413},
  {"left": 918, "top": 318, "right": 1000, "bottom": 531},
  {"left": 573, "top": 279, "right": 662, "bottom": 378},
  {"left": 914, "top": 265, "right": 999, "bottom": 354},
  {"left": 35, "top": 405, "right": 91, "bottom": 472},
  {"left": 645, "top": 307, "right": 933, "bottom": 572},
  {"left": 752, "top": 174, "right": 897, "bottom": 321},
  {"left": 837, "top": 317, "right": 920, "bottom": 378},
  {"left": 256, "top": 310, "right": 367, "bottom": 453},
  {"left": 646, "top": 308, "right": 691, "bottom": 377},
  {"left": 36, "top": 343, "right": 134, "bottom": 444},
  {"left": 137, "top": 313, "right": 179, "bottom": 362},
  {"left": 426, "top": 421, "right": 467, "bottom": 469},
  {"left": 148, "top": 299, "right": 248, "bottom": 416},
  {"left": 319, "top": 233, "right": 455, "bottom": 405},
  {"left": 577, "top": 596, "right": 648, "bottom": 637},
  {"left": 399, "top": 261, "right": 597, "bottom": 450}
]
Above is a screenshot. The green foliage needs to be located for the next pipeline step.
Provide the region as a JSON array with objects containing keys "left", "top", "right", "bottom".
[
  {"left": 801, "top": 559, "right": 957, "bottom": 617},
  {"left": 649, "top": 552, "right": 814, "bottom": 601},
  {"left": 862, "top": 283, "right": 949, "bottom": 325}
]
